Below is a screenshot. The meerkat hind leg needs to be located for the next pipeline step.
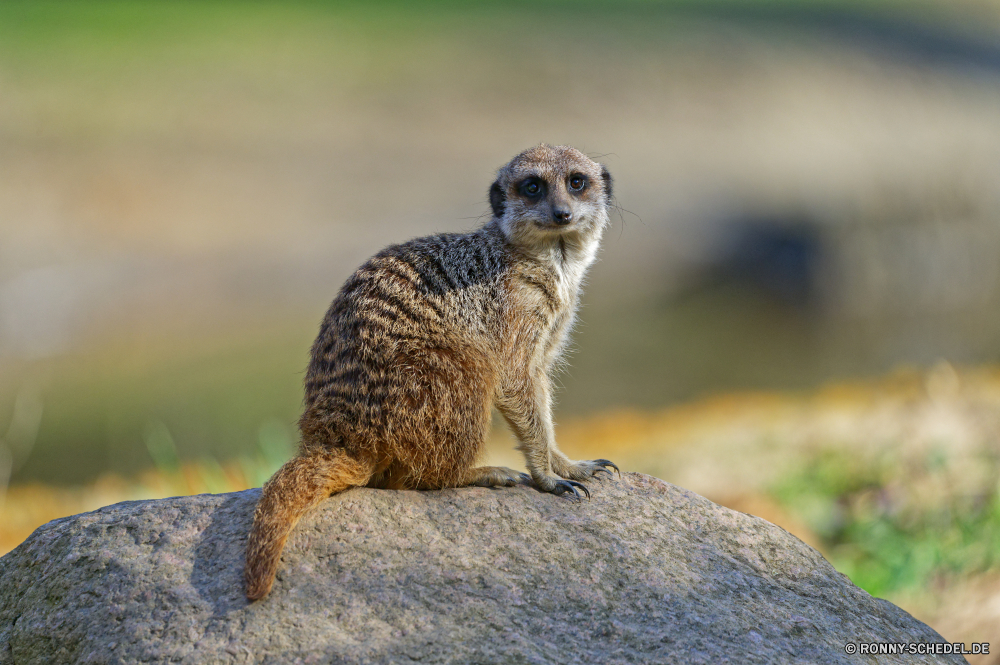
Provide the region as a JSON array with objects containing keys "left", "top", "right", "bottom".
[{"left": 462, "top": 465, "right": 524, "bottom": 488}]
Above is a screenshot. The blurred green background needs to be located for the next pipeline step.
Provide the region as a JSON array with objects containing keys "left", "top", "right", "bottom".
[{"left": 3, "top": 0, "right": 1000, "bottom": 647}]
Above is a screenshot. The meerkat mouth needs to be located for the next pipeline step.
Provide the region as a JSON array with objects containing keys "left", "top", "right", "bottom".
[{"left": 534, "top": 219, "right": 578, "bottom": 231}]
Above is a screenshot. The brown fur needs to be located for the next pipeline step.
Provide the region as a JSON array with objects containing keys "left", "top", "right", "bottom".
[{"left": 245, "top": 145, "right": 618, "bottom": 600}]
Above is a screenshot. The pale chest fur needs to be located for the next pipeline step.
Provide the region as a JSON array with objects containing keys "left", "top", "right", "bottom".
[{"left": 502, "top": 232, "right": 602, "bottom": 377}]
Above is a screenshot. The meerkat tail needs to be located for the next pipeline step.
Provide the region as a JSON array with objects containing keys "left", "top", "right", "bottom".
[{"left": 244, "top": 449, "right": 373, "bottom": 601}]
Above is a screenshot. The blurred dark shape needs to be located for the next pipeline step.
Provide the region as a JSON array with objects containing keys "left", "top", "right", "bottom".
[{"left": 685, "top": 215, "right": 824, "bottom": 308}]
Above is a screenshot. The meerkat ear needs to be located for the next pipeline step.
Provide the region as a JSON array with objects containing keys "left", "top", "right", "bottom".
[
  {"left": 600, "top": 167, "right": 613, "bottom": 202},
  {"left": 489, "top": 181, "right": 506, "bottom": 218}
]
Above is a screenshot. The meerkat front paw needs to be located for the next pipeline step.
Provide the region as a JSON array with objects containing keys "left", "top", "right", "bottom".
[
  {"left": 522, "top": 473, "right": 591, "bottom": 501},
  {"left": 551, "top": 457, "right": 620, "bottom": 482}
]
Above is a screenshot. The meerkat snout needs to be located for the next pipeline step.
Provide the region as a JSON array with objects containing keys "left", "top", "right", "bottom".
[
  {"left": 552, "top": 207, "right": 573, "bottom": 225},
  {"left": 550, "top": 190, "right": 575, "bottom": 225}
]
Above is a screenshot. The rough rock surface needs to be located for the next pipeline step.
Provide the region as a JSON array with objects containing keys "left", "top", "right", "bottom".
[{"left": 0, "top": 473, "right": 962, "bottom": 664}]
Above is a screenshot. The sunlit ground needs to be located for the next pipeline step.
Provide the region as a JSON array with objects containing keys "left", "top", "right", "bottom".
[{"left": 3, "top": 364, "right": 998, "bottom": 655}]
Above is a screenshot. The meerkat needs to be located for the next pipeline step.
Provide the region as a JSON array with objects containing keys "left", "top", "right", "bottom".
[{"left": 244, "top": 144, "right": 619, "bottom": 601}]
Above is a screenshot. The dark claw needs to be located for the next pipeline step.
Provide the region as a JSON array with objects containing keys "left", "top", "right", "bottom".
[
  {"left": 552, "top": 479, "right": 590, "bottom": 501},
  {"left": 519, "top": 472, "right": 531, "bottom": 483},
  {"left": 593, "top": 459, "right": 620, "bottom": 478}
]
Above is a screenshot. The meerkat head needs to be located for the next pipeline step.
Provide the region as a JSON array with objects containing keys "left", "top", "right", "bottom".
[{"left": 489, "top": 145, "right": 613, "bottom": 246}]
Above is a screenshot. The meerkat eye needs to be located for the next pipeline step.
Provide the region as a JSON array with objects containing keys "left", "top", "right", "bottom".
[
  {"left": 519, "top": 178, "right": 544, "bottom": 197},
  {"left": 569, "top": 175, "right": 587, "bottom": 192}
]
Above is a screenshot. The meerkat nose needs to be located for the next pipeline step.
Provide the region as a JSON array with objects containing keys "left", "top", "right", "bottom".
[{"left": 552, "top": 208, "right": 573, "bottom": 225}]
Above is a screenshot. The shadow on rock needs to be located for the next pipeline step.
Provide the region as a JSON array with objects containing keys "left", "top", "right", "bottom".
[{"left": 190, "top": 489, "right": 260, "bottom": 619}]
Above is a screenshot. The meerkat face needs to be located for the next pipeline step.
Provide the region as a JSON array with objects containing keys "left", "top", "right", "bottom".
[{"left": 489, "top": 145, "right": 613, "bottom": 246}]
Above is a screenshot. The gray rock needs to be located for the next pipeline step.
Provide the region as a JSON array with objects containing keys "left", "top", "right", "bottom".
[{"left": 0, "top": 473, "right": 963, "bottom": 664}]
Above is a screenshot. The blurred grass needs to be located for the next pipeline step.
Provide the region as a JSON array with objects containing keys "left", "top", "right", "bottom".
[
  {"left": 1, "top": 323, "right": 313, "bottom": 485},
  {"left": 1, "top": 0, "right": 994, "bottom": 104},
  {"left": 0, "top": 405, "right": 295, "bottom": 555},
  {"left": 772, "top": 448, "right": 1000, "bottom": 598}
]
